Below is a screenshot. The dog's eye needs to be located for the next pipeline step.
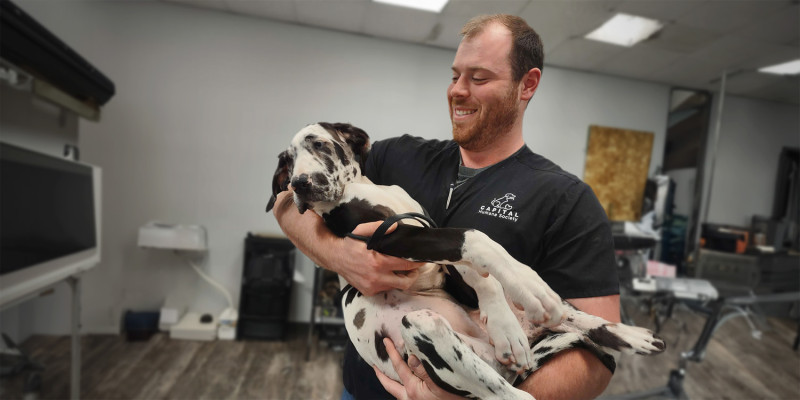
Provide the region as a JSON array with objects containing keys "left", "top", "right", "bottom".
[{"left": 313, "top": 141, "right": 324, "bottom": 149}]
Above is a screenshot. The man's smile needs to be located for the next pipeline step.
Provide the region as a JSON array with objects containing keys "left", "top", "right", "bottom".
[{"left": 453, "top": 106, "right": 477, "bottom": 120}]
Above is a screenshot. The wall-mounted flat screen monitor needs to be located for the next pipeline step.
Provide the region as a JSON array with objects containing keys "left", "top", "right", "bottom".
[{"left": 0, "top": 142, "right": 101, "bottom": 308}]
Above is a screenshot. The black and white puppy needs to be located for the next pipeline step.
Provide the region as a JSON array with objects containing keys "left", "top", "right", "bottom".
[{"left": 267, "top": 122, "right": 665, "bottom": 400}]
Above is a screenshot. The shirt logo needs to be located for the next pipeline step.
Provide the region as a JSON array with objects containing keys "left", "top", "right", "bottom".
[{"left": 479, "top": 193, "right": 520, "bottom": 222}]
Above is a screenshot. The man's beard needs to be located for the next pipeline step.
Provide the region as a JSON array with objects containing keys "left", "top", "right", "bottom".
[{"left": 451, "top": 85, "right": 519, "bottom": 152}]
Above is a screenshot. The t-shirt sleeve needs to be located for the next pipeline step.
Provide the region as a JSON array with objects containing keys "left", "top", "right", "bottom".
[
  {"left": 363, "top": 135, "right": 432, "bottom": 186},
  {"left": 538, "top": 182, "right": 619, "bottom": 299},
  {"left": 363, "top": 137, "right": 403, "bottom": 185},
  {"left": 362, "top": 139, "right": 384, "bottom": 183}
]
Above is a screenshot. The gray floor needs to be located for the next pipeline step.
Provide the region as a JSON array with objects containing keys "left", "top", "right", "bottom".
[{"left": 1, "top": 303, "right": 798, "bottom": 400}]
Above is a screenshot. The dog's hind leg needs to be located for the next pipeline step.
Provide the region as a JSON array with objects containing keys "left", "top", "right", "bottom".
[
  {"left": 400, "top": 309, "right": 534, "bottom": 400},
  {"left": 528, "top": 332, "right": 617, "bottom": 373},
  {"left": 556, "top": 302, "right": 666, "bottom": 355}
]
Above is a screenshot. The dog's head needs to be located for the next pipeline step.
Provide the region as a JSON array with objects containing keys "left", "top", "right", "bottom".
[{"left": 266, "top": 122, "right": 370, "bottom": 214}]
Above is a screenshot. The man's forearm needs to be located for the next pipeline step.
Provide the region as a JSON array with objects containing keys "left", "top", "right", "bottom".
[
  {"left": 273, "top": 191, "right": 340, "bottom": 269},
  {"left": 272, "top": 190, "right": 422, "bottom": 295},
  {"left": 516, "top": 295, "right": 620, "bottom": 399}
]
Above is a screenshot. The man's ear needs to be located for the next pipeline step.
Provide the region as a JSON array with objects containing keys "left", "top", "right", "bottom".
[
  {"left": 266, "top": 150, "right": 293, "bottom": 212},
  {"left": 520, "top": 67, "right": 541, "bottom": 101}
]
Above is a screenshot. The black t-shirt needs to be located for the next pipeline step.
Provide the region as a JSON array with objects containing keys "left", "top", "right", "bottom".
[{"left": 342, "top": 135, "right": 619, "bottom": 399}]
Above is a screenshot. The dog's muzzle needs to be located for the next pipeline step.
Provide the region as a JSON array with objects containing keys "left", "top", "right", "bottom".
[
  {"left": 290, "top": 173, "right": 322, "bottom": 214},
  {"left": 291, "top": 174, "right": 312, "bottom": 194}
]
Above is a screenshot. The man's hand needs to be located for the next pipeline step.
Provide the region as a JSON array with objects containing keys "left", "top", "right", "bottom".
[
  {"left": 374, "top": 338, "right": 465, "bottom": 400},
  {"left": 273, "top": 190, "right": 423, "bottom": 296},
  {"left": 333, "top": 221, "right": 423, "bottom": 296}
]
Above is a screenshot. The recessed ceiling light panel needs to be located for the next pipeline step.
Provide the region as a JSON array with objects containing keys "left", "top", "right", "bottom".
[
  {"left": 372, "top": 0, "right": 449, "bottom": 13},
  {"left": 585, "top": 13, "right": 664, "bottom": 47},
  {"left": 758, "top": 59, "right": 800, "bottom": 75}
]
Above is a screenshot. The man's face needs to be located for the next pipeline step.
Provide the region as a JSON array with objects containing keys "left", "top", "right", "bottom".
[{"left": 448, "top": 24, "right": 522, "bottom": 152}]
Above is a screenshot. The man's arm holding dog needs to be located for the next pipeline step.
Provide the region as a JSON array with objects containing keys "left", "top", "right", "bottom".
[
  {"left": 273, "top": 190, "right": 422, "bottom": 296},
  {"left": 514, "top": 295, "right": 618, "bottom": 400}
]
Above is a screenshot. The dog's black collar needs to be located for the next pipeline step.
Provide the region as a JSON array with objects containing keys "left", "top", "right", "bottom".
[{"left": 346, "top": 212, "right": 437, "bottom": 249}]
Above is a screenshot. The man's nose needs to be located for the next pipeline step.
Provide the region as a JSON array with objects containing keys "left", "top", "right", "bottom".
[
  {"left": 291, "top": 174, "right": 311, "bottom": 191},
  {"left": 449, "top": 76, "right": 469, "bottom": 98}
]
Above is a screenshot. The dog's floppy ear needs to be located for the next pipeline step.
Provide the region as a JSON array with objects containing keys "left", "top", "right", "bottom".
[
  {"left": 266, "top": 150, "right": 293, "bottom": 212},
  {"left": 320, "top": 122, "right": 371, "bottom": 171}
]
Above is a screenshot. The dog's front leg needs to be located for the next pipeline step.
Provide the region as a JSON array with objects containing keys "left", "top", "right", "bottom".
[
  {"left": 456, "top": 266, "right": 533, "bottom": 371},
  {"left": 367, "top": 225, "right": 564, "bottom": 327},
  {"left": 458, "top": 230, "right": 565, "bottom": 326}
]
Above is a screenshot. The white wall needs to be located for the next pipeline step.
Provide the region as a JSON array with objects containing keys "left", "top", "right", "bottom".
[
  {"left": 702, "top": 95, "right": 800, "bottom": 227},
  {"left": 530, "top": 67, "right": 669, "bottom": 178},
  {"left": 9, "top": 0, "right": 677, "bottom": 336}
]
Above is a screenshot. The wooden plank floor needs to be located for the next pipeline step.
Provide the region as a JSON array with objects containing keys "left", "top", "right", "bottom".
[
  {"left": 1, "top": 326, "right": 344, "bottom": 400},
  {"left": 602, "top": 300, "right": 800, "bottom": 399},
  {"left": 1, "top": 305, "right": 798, "bottom": 400}
]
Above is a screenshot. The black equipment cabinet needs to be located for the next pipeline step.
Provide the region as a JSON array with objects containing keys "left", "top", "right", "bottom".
[
  {"left": 237, "top": 233, "right": 295, "bottom": 340},
  {"left": 305, "top": 266, "right": 347, "bottom": 359}
]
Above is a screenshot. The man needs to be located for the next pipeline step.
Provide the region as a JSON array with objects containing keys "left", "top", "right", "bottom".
[{"left": 273, "top": 14, "right": 620, "bottom": 400}]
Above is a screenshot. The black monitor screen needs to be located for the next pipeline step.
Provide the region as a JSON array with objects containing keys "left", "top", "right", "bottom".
[{"left": 1, "top": 143, "right": 96, "bottom": 275}]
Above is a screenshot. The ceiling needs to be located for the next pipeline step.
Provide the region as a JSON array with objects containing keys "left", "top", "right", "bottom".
[{"left": 163, "top": 0, "right": 799, "bottom": 104}]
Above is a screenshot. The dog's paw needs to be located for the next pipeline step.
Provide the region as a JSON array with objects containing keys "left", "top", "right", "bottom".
[
  {"left": 590, "top": 323, "right": 666, "bottom": 355},
  {"left": 482, "top": 305, "right": 532, "bottom": 371},
  {"left": 506, "top": 267, "right": 565, "bottom": 327}
]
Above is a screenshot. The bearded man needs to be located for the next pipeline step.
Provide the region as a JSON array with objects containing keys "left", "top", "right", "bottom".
[{"left": 274, "top": 14, "right": 620, "bottom": 400}]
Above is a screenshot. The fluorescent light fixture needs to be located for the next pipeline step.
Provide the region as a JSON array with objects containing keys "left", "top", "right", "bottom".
[
  {"left": 758, "top": 59, "right": 800, "bottom": 75},
  {"left": 373, "top": 0, "right": 449, "bottom": 13},
  {"left": 585, "top": 13, "right": 664, "bottom": 47}
]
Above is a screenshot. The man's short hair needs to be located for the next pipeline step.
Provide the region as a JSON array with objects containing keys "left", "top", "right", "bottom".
[{"left": 460, "top": 14, "right": 544, "bottom": 82}]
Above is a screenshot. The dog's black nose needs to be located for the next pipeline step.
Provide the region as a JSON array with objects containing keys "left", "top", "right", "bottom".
[{"left": 291, "top": 174, "right": 311, "bottom": 192}]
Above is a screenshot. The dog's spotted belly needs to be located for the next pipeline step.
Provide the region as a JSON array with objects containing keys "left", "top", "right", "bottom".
[{"left": 341, "top": 286, "right": 506, "bottom": 381}]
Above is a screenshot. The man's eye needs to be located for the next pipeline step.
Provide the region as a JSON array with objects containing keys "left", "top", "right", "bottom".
[{"left": 472, "top": 76, "right": 487, "bottom": 82}]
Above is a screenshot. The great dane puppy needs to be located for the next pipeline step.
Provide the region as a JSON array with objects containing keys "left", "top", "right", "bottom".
[{"left": 267, "top": 122, "right": 665, "bottom": 400}]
